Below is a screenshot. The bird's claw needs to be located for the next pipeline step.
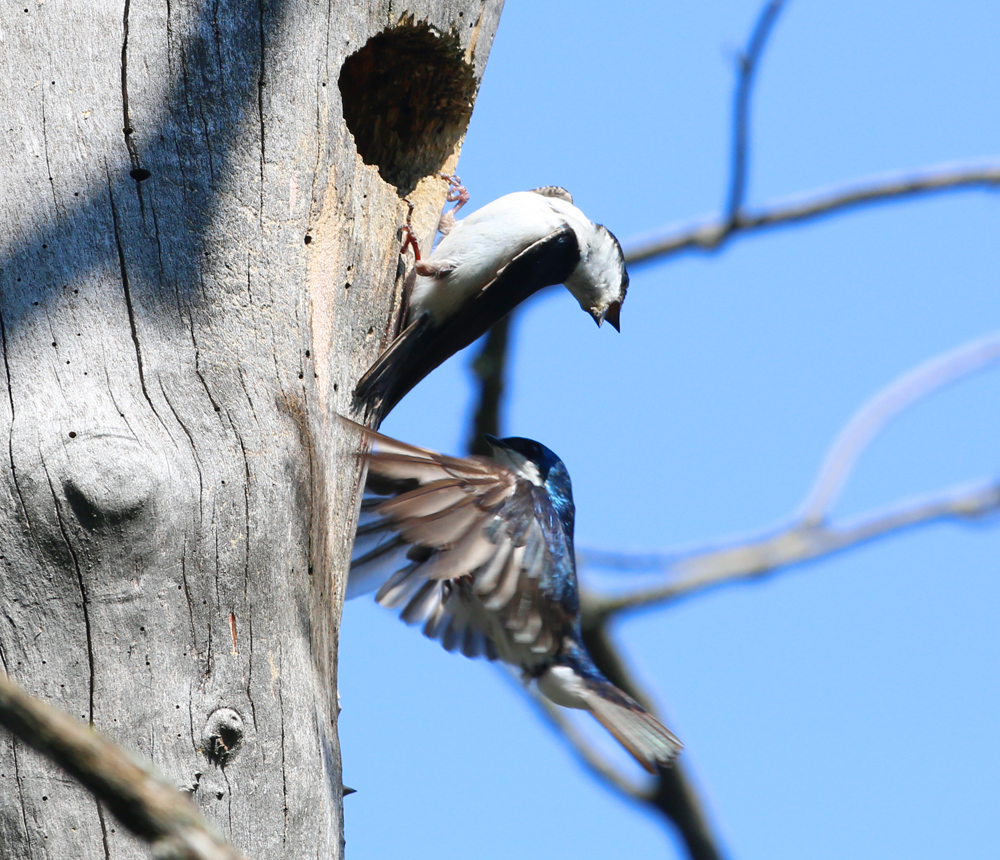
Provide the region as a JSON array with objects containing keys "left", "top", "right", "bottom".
[
  {"left": 438, "top": 173, "right": 469, "bottom": 209},
  {"left": 399, "top": 200, "right": 422, "bottom": 261},
  {"left": 436, "top": 173, "right": 469, "bottom": 237}
]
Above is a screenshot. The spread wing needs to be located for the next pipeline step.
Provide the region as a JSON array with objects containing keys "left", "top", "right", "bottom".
[
  {"left": 352, "top": 226, "right": 580, "bottom": 421},
  {"left": 346, "top": 423, "right": 574, "bottom": 661}
]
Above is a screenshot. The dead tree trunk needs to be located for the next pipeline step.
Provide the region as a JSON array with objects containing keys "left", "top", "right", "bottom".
[{"left": 0, "top": 1, "right": 502, "bottom": 857}]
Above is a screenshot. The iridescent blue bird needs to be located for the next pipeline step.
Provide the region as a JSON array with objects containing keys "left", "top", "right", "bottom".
[{"left": 347, "top": 423, "right": 682, "bottom": 773}]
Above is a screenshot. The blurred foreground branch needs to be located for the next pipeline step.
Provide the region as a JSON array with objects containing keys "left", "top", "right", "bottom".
[
  {"left": 0, "top": 671, "right": 249, "bottom": 860},
  {"left": 581, "top": 330, "right": 1000, "bottom": 617}
]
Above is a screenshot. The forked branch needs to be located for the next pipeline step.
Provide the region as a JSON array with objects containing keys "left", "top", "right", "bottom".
[{"left": 581, "top": 331, "right": 1000, "bottom": 617}]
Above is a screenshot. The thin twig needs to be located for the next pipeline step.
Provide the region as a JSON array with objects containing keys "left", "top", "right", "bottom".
[
  {"left": 528, "top": 692, "right": 646, "bottom": 799},
  {"left": 0, "top": 671, "right": 249, "bottom": 860},
  {"left": 725, "top": 0, "right": 788, "bottom": 222},
  {"left": 582, "top": 477, "right": 1000, "bottom": 616},
  {"left": 581, "top": 331, "right": 1000, "bottom": 615},
  {"left": 461, "top": 4, "right": 999, "bottom": 858},
  {"left": 577, "top": 622, "right": 727, "bottom": 860},
  {"left": 626, "top": 160, "right": 1000, "bottom": 265},
  {"left": 798, "top": 330, "right": 1000, "bottom": 524}
]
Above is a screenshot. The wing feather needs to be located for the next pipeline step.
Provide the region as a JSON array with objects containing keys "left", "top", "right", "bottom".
[{"left": 344, "top": 417, "right": 574, "bottom": 661}]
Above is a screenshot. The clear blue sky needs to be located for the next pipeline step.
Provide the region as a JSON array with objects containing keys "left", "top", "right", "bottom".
[{"left": 339, "top": 2, "right": 1000, "bottom": 858}]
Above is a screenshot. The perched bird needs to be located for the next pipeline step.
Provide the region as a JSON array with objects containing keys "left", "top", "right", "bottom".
[
  {"left": 354, "top": 186, "right": 629, "bottom": 418},
  {"left": 347, "top": 421, "right": 681, "bottom": 773}
]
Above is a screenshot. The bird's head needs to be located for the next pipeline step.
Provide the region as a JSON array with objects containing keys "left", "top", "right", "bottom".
[
  {"left": 484, "top": 435, "right": 573, "bottom": 496},
  {"left": 565, "top": 224, "right": 629, "bottom": 332}
]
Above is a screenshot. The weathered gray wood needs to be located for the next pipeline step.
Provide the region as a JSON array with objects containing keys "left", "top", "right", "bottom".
[{"left": 0, "top": 1, "right": 503, "bottom": 857}]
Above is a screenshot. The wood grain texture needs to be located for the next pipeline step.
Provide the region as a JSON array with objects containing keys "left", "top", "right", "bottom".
[{"left": 0, "top": 1, "right": 504, "bottom": 857}]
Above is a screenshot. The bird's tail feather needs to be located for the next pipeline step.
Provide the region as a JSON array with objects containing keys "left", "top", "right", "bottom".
[
  {"left": 353, "top": 314, "right": 432, "bottom": 418},
  {"left": 580, "top": 682, "right": 682, "bottom": 773}
]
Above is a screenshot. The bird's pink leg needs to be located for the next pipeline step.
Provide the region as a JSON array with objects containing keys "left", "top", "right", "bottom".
[{"left": 399, "top": 201, "right": 423, "bottom": 261}]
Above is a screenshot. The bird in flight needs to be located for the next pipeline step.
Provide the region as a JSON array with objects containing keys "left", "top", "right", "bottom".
[{"left": 347, "top": 421, "right": 681, "bottom": 773}]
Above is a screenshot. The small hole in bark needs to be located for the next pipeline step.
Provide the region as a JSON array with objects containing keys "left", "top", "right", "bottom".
[
  {"left": 130, "top": 168, "right": 151, "bottom": 182},
  {"left": 202, "top": 708, "right": 245, "bottom": 766},
  {"left": 338, "top": 21, "right": 475, "bottom": 194}
]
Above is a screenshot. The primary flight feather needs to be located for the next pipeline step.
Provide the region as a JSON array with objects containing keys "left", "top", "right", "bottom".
[{"left": 346, "top": 421, "right": 681, "bottom": 773}]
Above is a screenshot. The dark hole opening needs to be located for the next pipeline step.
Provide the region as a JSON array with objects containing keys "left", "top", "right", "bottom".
[{"left": 339, "top": 22, "right": 475, "bottom": 194}]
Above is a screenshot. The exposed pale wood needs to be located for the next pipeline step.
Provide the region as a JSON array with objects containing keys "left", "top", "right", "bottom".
[{"left": 0, "top": 1, "right": 504, "bottom": 857}]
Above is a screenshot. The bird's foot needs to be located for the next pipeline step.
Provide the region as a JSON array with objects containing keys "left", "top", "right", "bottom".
[
  {"left": 413, "top": 258, "right": 456, "bottom": 278},
  {"left": 399, "top": 200, "right": 422, "bottom": 261},
  {"left": 436, "top": 173, "right": 469, "bottom": 236}
]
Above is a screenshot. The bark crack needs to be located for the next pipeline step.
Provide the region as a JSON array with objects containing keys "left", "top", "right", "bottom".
[
  {"left": 40, "top": 96, "right": 59, "bottom": 214},
  {"left": 245, "top": 612, "right": 256, "bottom": 729},
  {"left": 257, "top": 0, "right": 266, "bottom": 219},
  {"left": 120, "top": 0, "right": 137, "bottom": 167},
  {"left": 278, "top": 679, "right": 288, "bottom": 842},
  {"left": 42, "top": 467, "right": 95, "bottom": 726},
  {"left": 0, "top": 309, "right": 35, "bottom": 536},
  {"left": 160, "top": 380, "right": 206, "bottom": 513},
  {"left": 120, "top": 0, "right": 147, "bottom": 217},
  {"left": 107, "top": 180, "right": 155, "bottom": 415},
  {"left": 227, "top": 399, "right": 257, "bottom": 729},
  {"left": 0, "top": 646, "right": 34, "bottom": 853},
  {"left": 97, "top": 802, "right": 112, "bottom": 860}
]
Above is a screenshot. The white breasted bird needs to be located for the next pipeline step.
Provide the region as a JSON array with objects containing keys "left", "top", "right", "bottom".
[
  {"left": 354, "top": 185, "right": 629, "bottom": 418},
  {"left": 346, "top": 420, "right": 681, "bottom": 773}
]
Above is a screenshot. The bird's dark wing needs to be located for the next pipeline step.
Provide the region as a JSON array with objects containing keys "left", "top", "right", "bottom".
[
  {"left": 352, "top": 313, "right": 433, "bottom": 423},
  {"left": 346, "top": 422, "right": 575, "bottom": 661},
  {"left": 352, "top": 226, "right": 580, "bottom": 421}
]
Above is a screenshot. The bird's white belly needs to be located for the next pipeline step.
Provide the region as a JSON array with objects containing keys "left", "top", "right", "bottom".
[{"left": 408, "top": 192, "right": 571, "bottom": 323}]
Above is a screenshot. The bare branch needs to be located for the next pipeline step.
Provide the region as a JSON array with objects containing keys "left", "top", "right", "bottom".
[
  {"left": 0, "top": 671, "right": 250, "bottom": 860},
  {"left": 528, "top": 692, "right": 647, "bottom": 799},
  {"left": 581, "top": 330, "right": 1000, "bottom": 615},
  {"left": 460, "top": 3, "right": 997, "bottom": 857},
  {"left": 583, "top": 477, "right": 1000, "bottom": 616},
  {"left": 577, "top": 623, "right": 727, "bottom": 860},
  {"left": 798, "top": 330, "right": 1000, "bottom": 524},
  {"left": 725, "top": 0, "right": 788, "bottom": 222},
  {"left": 466, "top": 313, "right": 513, "bottom": 455},
  {"left": 625, "top": 160, "right": 1000, "bottom": 265}
]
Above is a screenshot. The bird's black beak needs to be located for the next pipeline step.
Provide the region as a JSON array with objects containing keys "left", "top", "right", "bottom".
[
  {"left": 483, "top": 433, "right": 506, "bottom": 451},
  {"left": 603, "top": 301, "right": 621, "bottom": 332}
]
